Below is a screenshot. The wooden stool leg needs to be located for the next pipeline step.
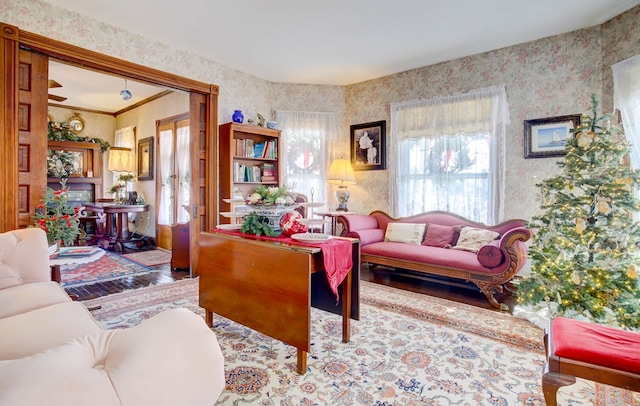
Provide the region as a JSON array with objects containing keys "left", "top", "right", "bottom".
[{"left": 542, "top": 370, "right": 576, "bottom": 406}]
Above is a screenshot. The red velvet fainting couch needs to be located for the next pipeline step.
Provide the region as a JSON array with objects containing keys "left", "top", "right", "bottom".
[{"left": 337, "top": 210, "right": 531, "bottom": 310}]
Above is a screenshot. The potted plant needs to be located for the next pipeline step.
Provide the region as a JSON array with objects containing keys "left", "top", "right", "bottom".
[{"left": 32, "top": 179, "right": 82, "bottom": 248}]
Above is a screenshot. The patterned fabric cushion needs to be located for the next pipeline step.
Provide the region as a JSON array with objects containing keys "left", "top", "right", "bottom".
[
  {"left": 453, "top": 227, "right": 499, "bottom": 253},
  {"left": 422, "top": 223, "right": 456, "bottom": 248},
  {"left": 384, "top": 223, "right": 426, "bottom": 245}
]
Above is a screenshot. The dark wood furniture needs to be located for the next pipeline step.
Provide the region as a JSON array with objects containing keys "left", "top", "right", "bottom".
[
  {"left": 198, "top": 232, "right": 360, "bottom": 374},
  {"left": 84, "top": 203, "right": 149, "bottom": 252},
  {"left": 218, "top": 123, "right": 281, "bottom": 224},
  {"left": 171, "top": 222, "right": 190, "bottom": 271},
  {"left": 542, "top": 317, "right": 640, "bottom": 406}
]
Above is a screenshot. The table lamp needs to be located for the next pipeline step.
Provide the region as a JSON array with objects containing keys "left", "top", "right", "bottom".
[
  {"left": 108, "top": 147, "right": 134, "bottom": 203},
  {"left": 108, "top": 147, "right": 134, "bottom": 173},
  {"left": 327, "top": 159, "right": 356, "bottom": 211}
]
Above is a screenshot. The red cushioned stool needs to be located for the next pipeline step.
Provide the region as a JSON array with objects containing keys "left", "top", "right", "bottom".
[{"left": 542, "top": 317, "right": 640, "bottom": 406}]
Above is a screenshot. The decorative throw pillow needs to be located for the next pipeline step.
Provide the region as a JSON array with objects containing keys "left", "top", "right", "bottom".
[
  {"left": 476, "top": 240, "right": 505, "bottom": 268},
  {"left": 384, "top": 223, "right": 426, "bottom": 245},
  {"left": 422, "top": 223, "right": 456, "bottom": 248},
  {"left": 452, "top": 227, "right": 500, "bottom": 253}
]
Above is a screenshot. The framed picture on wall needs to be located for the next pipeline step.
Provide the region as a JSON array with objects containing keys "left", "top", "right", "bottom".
[
  {"left": 137, "top": 137, "right": 154, "bottom": 180},
  {"left": 524, "top": 114, "right": 581, "bottom": 158},
  {"left": 350, "top": 120, "right": 386, "bottom": 171}
]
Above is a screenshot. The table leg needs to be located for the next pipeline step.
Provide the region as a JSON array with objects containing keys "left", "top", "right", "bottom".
[
  {"left": 342, "top": 269, "right": 352, "bottom": 343},
  {"left": 205, "top": 310, "right": 213, "bottom": 327},
  {"left": 297, "top": 349, "right": 307, "bottom": 374}
]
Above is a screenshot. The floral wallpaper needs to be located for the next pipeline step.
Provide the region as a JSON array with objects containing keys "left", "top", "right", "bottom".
[{"left": 2, "top": 0, "right": 639, "bottom": 224}]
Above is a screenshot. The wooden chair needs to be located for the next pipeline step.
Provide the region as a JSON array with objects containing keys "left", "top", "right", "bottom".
[{"left": 542, "top": 317, "right": 640, "bottom": 406}]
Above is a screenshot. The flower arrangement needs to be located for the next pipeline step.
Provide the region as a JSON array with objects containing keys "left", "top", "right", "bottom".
[
  {"left": 241, "top": 185, "right": 299, "bottom": 236},
  {"left": 246, "top": 185, "right": 296, "bottom": 206},
  {"left": 32, "top": 179, "right": 81, "bottom": 246},
  {"left": 108, "top": 173, "right": 135, "bottom": 194}
]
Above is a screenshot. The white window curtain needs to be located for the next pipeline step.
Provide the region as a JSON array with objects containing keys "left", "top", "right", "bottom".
[
  {"left": 175, "top": 124, "right": 190, "bottom": 223},
  {"left": 390, "top": 85, "right": 510, "bottom": 224},
  {"left": 612, "top": 54, "right": 640, "bottom": 169},
  {"left": 114, "top": 126, "right": 135, "bottom": 149},
  {"left": 157, "top": 129, "right": 173, "bottom": 225},
  {"left": 275, "top": 111, "right": 335, "bottom": 206}
]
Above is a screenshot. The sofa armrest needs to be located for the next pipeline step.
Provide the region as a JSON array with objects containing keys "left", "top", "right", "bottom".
[
  {"left": 0, "top": 228, "right": 51, "bottom": 290},
  {"left": 0, "top": 308, "right": 225, "bottom": 405},
  {"left": 337, "top": 214, "right": 383, "bottom": 246},
  {"left": 498, "top": 226, "right": 531, "bottom": 250}
]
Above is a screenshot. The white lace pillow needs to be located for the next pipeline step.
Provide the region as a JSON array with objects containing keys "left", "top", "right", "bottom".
[
  {"left": 452, "top": 227, "right": 499, "bottom": 253},
  {"left": 384, "top": 223, "right": 426, "bottom": 245}
]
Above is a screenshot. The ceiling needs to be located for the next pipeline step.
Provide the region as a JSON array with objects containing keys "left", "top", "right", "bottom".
[{"left": 43, "top": 0, "right": 640, "bottom": 113}]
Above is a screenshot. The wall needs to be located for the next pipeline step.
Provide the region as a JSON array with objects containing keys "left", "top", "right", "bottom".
[
  {"left": 47, "top": 106, "right": 116, "bottom": 184},
  {"left": 115, "top": 91, "right": 190, "bottom": 237},
  {"left": 3, "top": 0, "right": 639, "bottom": 224}
]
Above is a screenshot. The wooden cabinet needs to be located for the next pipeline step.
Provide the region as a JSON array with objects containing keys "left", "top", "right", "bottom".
[
  {"left": 47, "top": 141, "right": 104, "bottom": 204},
  {"left": 219, "top": 123, "right": 281, "bottom": 223}
]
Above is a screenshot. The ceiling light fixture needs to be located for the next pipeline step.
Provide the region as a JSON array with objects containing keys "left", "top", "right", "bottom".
[{"left": 120, "top": 79, "right": 132, "bottom": 101}]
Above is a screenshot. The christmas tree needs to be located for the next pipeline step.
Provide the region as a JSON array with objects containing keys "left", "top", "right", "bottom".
[{"left": 517, "top": 94, "right": 640, "bottom": 330}]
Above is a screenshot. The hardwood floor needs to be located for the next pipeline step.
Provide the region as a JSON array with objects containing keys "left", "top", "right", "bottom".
[
  {"left": 360, "top": 264, "right": 518, "bottom": 313},
  {"left": 64, "top": 262, "right": 191, "bottom": 301},
  {"left": 68, "top": 255, "right": 517, "bottom": 312}
]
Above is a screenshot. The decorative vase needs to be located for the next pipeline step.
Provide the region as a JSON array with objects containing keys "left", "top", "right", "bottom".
[
  {"left": 232, "top": 110, "right": 244, "bottom": 123},
  {"left": 249, "top": 205, "right": 295, "bottom": 233}
]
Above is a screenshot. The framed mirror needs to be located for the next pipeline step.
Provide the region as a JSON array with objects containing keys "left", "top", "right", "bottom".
[{"left": 68, "top": 113, "right": 85, "bottom": 134}]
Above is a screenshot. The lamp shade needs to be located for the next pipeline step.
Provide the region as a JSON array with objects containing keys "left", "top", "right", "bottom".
[
  {"left": 327, "top": 159, "right": 356, "bottom": 185},
  {"left": 108, "top": 147, "right": 134, "bottom": 172}
]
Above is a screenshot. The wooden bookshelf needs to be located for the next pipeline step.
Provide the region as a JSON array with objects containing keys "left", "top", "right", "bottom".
[{"left": 219, "top": 122, "right": 282, "bottom": 223}]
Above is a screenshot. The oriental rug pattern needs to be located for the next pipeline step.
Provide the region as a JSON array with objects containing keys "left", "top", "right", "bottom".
[
  {"left": 119, "top": 249, "right": 172, "bottom": 267},
  {"left": 84, "top": 279, "right": 638, "bottom": 406},
  {"left": 59, "top": 251, "right": 156, "bottom": 287}
]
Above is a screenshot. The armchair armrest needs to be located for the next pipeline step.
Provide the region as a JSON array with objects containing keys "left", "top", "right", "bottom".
[{"left": 0, "top": 228, "right": 51, "bottom": 290}]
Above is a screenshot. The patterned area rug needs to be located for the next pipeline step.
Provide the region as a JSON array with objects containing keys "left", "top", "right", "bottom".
[
  {"left": 84, "top": 279, "right": 638, "bottom": 405},
  {"left": 59, "top": 251, "right": 156, "bottom": 287},
  {"left": 119, "top": 249, "right": 172, "bottom": 266}
]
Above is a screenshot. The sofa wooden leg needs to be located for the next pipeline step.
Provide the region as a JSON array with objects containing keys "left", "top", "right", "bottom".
[{"left": 541, "top": 370, "right": 576, "bottom": 406}]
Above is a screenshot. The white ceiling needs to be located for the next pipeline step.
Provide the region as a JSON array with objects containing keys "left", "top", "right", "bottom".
[{"left": 43, "top": 0, "right": 640, "bottom": 112}]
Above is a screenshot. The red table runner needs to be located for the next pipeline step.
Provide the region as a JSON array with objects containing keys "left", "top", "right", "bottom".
[{"left": 214, "top": 230, "right": 352, "bottom": 300}]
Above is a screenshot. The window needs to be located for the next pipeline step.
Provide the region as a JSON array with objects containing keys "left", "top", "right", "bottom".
[
  {"left": 276, "top": 111, "right": 335, "bottom": 206},
  {"left": 613, "top": 54, "right": 640, "bottom": 169},
  {"left": 390, "top": 86, "right": 510, "bottom": 224}
]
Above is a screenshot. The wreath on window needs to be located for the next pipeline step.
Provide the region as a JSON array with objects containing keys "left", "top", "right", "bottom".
[{"left": 47, "top": 149, "right": 77, "bottom": 178}]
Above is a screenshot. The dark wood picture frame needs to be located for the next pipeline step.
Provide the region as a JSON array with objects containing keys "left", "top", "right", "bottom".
[
  {"left": 137, "top": 136, "right": 154, "bottom": 180},
  {"left": 350, "top": 120, "right": 386, "bottom": 171},
  {"left": 524, "top": 114, "right": 581, "bottom": 159}
]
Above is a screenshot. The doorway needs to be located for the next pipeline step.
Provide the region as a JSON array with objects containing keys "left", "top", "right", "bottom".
[
  {"left": 1, "top": 23, "right": 219, "bottom": 276},
  {"left": 156, "top": 114, "right": 190, "bottom": 250}
]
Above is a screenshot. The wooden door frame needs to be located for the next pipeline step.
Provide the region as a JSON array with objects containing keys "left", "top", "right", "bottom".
[{"left": 0, "top": 22, "right": 218, "bottom": 276}]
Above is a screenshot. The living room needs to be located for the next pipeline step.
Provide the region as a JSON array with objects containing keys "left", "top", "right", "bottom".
[{"left": 2, "top": 1, "right": 640, "bottom": 405}]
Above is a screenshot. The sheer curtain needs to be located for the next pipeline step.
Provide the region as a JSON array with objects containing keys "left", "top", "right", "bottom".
[
  {"left": 157, "top": 129, "right": 173, "bottom": 225},
  {"left": 612, "top": 54, "right": 640, "bottom": 169},
  {"left": 175, "top": 124, "right": 190, "bottom": 223},
  {"left": 390, "top": 85, "right": 510, "bottom": 224},
  {"left": 275, "top": 111, "right": 335, "bottom": 206}
]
